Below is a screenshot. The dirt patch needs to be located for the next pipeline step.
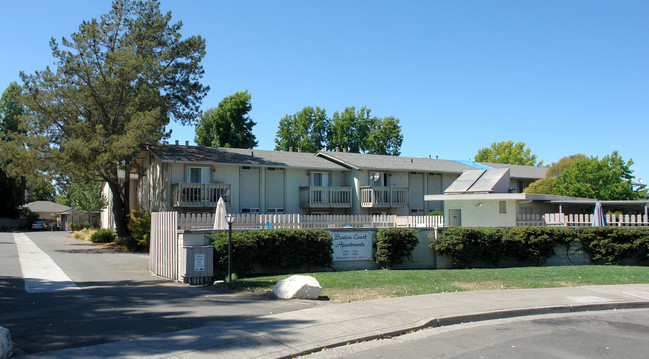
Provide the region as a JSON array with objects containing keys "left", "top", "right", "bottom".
[
  {"left": 327, "top": 288, "right": 395, "bottom": 302},
  {"left": 451, "top": 280, "right": 509, "bottom": 291}
]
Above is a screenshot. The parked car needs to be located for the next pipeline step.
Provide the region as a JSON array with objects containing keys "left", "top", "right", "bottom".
[{"left": 31, "top": 221, "right": 46, "bottom": 230}]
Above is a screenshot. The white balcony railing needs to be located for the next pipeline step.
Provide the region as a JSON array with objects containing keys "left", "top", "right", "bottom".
[
  {"left": 360, "top": 186, "right": 409, "bottom": 208},
  {"left": 171, "top": 183, "right": 231, "bottom": 208},
  {"left": 299, "top": 186, "right": 352, "bottom": 208}
]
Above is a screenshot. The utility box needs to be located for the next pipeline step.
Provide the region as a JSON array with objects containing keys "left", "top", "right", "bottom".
[{"left": 180, "top": 246, "right": 214, "bottom": 285}]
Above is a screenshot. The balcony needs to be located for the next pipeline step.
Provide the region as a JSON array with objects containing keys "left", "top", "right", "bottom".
[
  {"left": 360, "top": 186, "right": 409, "bottom": 208},
  {"left": 299, "top": 186, "right": 352, "bottom": 209},
  {"left": 171, "top": 183, "right": 231, "bottom": 208}
]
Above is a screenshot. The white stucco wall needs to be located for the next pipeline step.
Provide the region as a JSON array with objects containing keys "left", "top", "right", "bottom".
[{"left": 444, "top": 199, "right": 518, "bottom": 227}]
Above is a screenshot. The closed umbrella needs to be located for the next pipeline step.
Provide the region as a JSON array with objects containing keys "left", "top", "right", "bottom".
[
  {"left": 213, "top": 197, "right": 227, "bottom": 230},
  {"left": 591, "top": 201, "right": 607, "bottom": 227}
]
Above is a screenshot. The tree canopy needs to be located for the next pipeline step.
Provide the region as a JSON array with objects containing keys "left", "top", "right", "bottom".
[
  {"left": 0, "top": 82, "right": 26, "bottom": 218},
  {"left": 195, "top": 90, "right": 257, "bottom": 148},
  {"left": 8, "top": 0, "right": 208, "bottom": 238},
  {"left": 525, "top": 151, "right": 646, "bottom": 200},
  {"left": 475, "top": 140, "right": 543, "bottom": 166},
  {"left": 275, "top": 106, "right": 403, "bottom": 155},
  {"left": 275, "top": 106, "right": 329, "bottom": 153}
]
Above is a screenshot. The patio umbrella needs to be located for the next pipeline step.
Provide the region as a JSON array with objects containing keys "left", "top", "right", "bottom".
[
  {"left": 591, "top": 201, "right": 607, "bottom": 227},
  {"left": 213, "top": 197, "right": 228, "bottom": 230}
]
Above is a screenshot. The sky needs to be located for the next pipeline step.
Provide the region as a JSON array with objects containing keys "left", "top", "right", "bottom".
[{"left": 1, "top": 1, "right": 647, "bottom": 182}]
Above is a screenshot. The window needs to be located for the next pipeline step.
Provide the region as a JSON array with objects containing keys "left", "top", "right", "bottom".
[
  {"left": 311, "top": 172, "right": 329, "bottom": 187},
  {"left": 499, "top": 201, "right": 507, "bottom": 214},
  {"left": 187, "top": 167, "right": 209, "bottom": 183}
]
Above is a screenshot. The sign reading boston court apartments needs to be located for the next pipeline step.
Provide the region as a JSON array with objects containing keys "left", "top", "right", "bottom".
[{"left": 331, "top": 231, "right": 372, "bottom": 261}]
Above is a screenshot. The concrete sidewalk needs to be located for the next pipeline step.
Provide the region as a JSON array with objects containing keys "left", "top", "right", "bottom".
[{"left": 18, "top": 284, "right": 649, "bottom": 359}]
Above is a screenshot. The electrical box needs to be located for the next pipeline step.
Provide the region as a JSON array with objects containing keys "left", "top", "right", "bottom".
[{"left": 180, "top": 246, "right": 213, "bottom": 285}]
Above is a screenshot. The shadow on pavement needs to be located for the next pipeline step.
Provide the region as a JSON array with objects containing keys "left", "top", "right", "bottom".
[{"left": 0, "top": 276, "right": 318, "bottom": 355}]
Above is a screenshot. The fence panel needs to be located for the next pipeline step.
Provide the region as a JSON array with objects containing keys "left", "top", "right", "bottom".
[{"left": 150, "top": 211, "right": 179, "bottom": 281}]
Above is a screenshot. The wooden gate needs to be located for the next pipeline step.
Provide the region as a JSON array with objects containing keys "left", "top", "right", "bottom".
[{"left": 150, "top": 211, "right": 179, "bottom": 281}]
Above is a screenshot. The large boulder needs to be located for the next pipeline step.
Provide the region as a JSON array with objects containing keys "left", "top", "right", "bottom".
[
  {"left": 0, "top": 326, "right": 12, "bottom": 359},
  {"left": 273, "top": 275, "right": 322, "bottom": 300}
]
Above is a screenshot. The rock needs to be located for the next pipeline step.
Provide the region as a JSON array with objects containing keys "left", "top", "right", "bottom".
[
  {"left": 273, "top": 275, "right": 322, "bottom": 300},
  {"left": 0, "top": 326, "right": 13, "bottom": 359}
]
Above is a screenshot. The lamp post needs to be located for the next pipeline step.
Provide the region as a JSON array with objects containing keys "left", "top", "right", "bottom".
[{"left": 225, "top": 213, "right": 235, "bottom": 283}]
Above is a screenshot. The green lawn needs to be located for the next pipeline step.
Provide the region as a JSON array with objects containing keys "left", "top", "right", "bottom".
[{"left": 230, "top": 266, "right": 649, "bottom": 302}]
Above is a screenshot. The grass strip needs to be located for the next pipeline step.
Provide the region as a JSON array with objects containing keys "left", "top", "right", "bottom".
[{"left": 230, "top": 266, "right": 649, "bottom": 302}]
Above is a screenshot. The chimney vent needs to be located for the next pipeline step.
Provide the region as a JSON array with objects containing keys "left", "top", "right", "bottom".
[
  {"left": 175, "top": 140, "right": 179, "bottom": 145},
  {"left": 289, "top": 147, "right": 293, "bottom": 152},
  {"left": 335, "top": 147, "right": 339, "bottom": 152},
  {"left": 428, "top": 154, "right": 431, "bottom": 159},
  {"left": 435, "top": 155, "right": 439, "bottom": 159},
  {"left": 185, "top": 141, "right": 189, "bottom": 146},
  {"left": 297, "top": 147, "right": 301, "bottom": 153}
]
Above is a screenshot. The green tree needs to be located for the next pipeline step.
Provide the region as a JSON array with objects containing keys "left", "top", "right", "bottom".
[
  {"left": 545, "top": 154, "right": 587, "bottom": 177},
  {"left": 365, "top": 115, "right": 403, "bottom": 156},
  {"left": 328, "top": 106, "right": 372, "bottom": 153},
  {"left": 10, "top": 0, "right": 208, "bottom": 239},
  {"left": 195, "top": 90, "right": 257, "bottom": 148},
  {"left": 553, "top": 151, "right": 645, "bottom": 200},
  {"left": 0, "top": 82, "right": 26, "bottom": 217},
  {"left": 274, "top": 106, "right": 329, "bottom": 152},
  {"left": 31, "top": 182, "right": 57, "bottom": 202},
  {"left": 70, "top": 182, "right": 108, "bottom": 222},
  {"left": 475, "top": 140, "right": 543, "bottom": 166},
  {"left": 523, "top": 177, "right": 555, "bottom": 195}
]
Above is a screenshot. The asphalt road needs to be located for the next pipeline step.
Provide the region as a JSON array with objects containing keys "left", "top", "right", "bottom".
[
  {"left": 0, "top": 231, "right": 322, "bottom": 355},
  {"left": 306, "top": 308, "right": 649, "bottom": 359}
]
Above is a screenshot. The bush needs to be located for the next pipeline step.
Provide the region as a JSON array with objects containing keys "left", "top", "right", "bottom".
[
  {"left": 375, "top": 228, "right": 420, "bottom": 269},
  {"left": 89, "top": 228, "right": 117, "bottom": 243},
  {"left": 431, "top": 226, "right": 649, "bottom": 268},
  {"left": 428, "top": 210, "right": 444, "bottom": 216},
  {"left": 577, "top": 227, "right": 649, "bottom": 264},
  {"left": 211, "top": 229, "right": 333, "bottom": 278},
  {"left": 125, "top": 209, "right": 151, "bottom": 252},
  {"left": 431, "top": 227, "right": 508, "bottom": 268},
  {"left": 503, "top": 227, "right": 557, "bottom": 266},
  {"left": 69, "top": 221, "right": 91, "bottom": 231}
]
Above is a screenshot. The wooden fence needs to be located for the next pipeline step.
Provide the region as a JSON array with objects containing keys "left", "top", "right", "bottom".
[
  {"left": 176, "top": 212, "right": 445, "bottom": 230},
  {"left": 517, "top": 213, "right": 649, "bottom": 227},
  {"left": 150, "top": 211, "right": 179, "bottom": 281}
]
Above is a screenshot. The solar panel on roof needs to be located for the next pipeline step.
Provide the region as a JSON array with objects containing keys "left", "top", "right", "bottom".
[
  {"left": 444, "top": 170, "right": 485, "bottom": 193},
  {"left": 467, "top": 168, "right": 509, "bottom": 193}
]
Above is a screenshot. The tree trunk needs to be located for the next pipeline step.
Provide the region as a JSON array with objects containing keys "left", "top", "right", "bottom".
[{"left": 108, "top": 178, "right": 131, "bottom": 241}]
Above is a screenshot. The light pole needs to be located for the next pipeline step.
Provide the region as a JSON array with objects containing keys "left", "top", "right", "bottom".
[{"left": 225, "top": 213, "right": 235, "bottom": 283}]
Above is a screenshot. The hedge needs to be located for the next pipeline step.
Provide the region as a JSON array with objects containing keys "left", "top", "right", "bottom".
[
  {"left": 211, "top": 229, "right": 333, "bottom": 278},
  {"left": 375, "top": 228, "right": 419, "bottom": 269},
  {"left": 430, "top": 226, "right": 649, "bottom": 268}
]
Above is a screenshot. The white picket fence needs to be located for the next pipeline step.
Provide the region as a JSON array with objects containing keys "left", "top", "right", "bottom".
[
  {"left": 517, "top": 213, "right": 649, "bottom": 227},
  {"left": 176, "top": 212, "right": 444, "bottom": 231}
]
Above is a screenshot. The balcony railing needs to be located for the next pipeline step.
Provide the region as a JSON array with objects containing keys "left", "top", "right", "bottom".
[
  {"left": 299, "top": 186, "right": 352, "bottom": 208},
  {"left": 360, "top": 186, "right": 409, "bottom": 208},
  {"left": 171, "top": 183, "right": 231, "bottom": 208}
]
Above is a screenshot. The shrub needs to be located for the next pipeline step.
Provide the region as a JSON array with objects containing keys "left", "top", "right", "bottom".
[
  {"left": 431, "top": 227, "right": 508, "bottom": 268},
  {"left": 89, "top": 228, "right": 117, "bottom": 243},
  {"left": 578, "top": 227, "right": 649, "bottom": 264},
  {"left": 503, "top": 227, "right": 557, "bottom": 266},
  {"left": 125, "top": 209, "right": 151, "bottom": 252},
  {"left": 211, "top": 229, "right": 333, "bottom": 278},
  {"left": 70, "top": 221, "right": 91, "bottom": 231},
  {"left": 375, "top": 228, "right": 419, "bottom": 269},
  {"left": 428, "top": 210, "right": 444, "bottom": 216}
]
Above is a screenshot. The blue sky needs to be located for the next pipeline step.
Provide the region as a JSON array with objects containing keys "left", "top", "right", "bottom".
[{"left": 2, "top": 1, "right": 647, "bottom": 181}]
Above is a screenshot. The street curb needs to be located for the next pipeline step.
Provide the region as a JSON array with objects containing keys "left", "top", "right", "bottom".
[{"left": 280, "top": 301, "right": 649, "bottom": 359}]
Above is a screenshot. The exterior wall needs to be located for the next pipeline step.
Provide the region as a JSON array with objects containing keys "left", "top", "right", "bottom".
[
  {"left": 285, "top": 168, "right": 307, "bottom": 214},
  {"left": 444, "top": 199, "right": 518, "bottom": 227}
]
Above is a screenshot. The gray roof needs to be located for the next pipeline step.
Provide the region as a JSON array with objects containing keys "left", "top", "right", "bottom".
[
  {"left": 149, "top": 145, "right": 349, "bottom": 171},
  {"left": 477, "top": 162, "right": 548, "bottom": 180},
  {"left": 316, "top": 151, "right": 477, "bottom": 173},
  {"left": 24, "top": 201, "right": 71, "bottom": 213}
]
